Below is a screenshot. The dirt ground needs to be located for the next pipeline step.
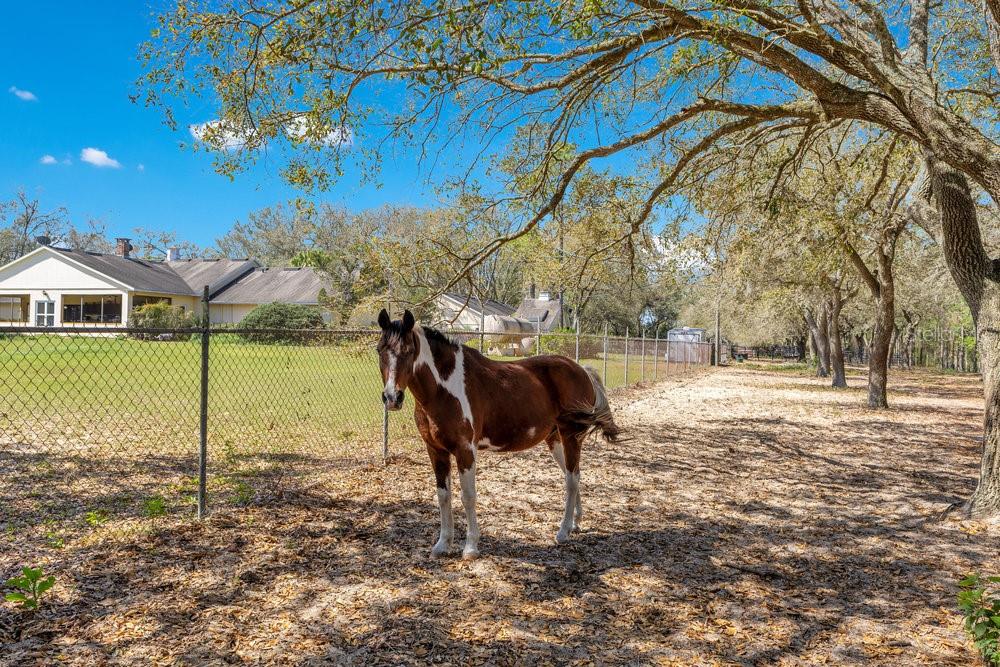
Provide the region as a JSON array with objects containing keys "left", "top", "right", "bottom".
[{"left": 2, "top": 365, "right": 998, "bottom": 665}]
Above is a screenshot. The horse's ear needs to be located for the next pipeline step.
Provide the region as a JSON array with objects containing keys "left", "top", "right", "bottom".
[
  {"left": 377, "top": 309, "right": 391, "bottom": 330},
  {"left": 401, "top": 309, "right": 415, "bottom": 333}
]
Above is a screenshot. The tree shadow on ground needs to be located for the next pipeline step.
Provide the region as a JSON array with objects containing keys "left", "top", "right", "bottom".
[{"left": 1, "top": 368, "right": 996, "bottom": 665}]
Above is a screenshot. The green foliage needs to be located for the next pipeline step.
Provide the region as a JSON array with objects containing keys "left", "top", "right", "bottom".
[
  {"left": 143, "top": 495, "right": 167, "bottom": 517},
  {"left": 238, "top": 302, "right": 325, "bottom": 343},
  {"left": 4, "top": 566, "right": 55, "bottom": 610},
  {"left": 539, "top": 329, "right": 602, "bottom": 359},
  {"left": 290, "top": 248, "right": 332, "bottom": 269},
  {"left": 130, "top": 301, "right": 196, "bottom": 340},
  {"left": 958, "top": 573, "right": 1000, "bottom": 665},
  {"left": 84, "top": 509, "right": 109, "bottom": 527}
]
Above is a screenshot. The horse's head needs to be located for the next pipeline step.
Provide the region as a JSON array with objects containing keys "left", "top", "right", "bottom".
[{"left": 376, "top": 308, "right": 417, "bottom": 411}]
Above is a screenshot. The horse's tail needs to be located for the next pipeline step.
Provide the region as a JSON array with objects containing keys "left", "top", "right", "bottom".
[{"left": 567, "top": 366, "right": 622, "bottom": 444}]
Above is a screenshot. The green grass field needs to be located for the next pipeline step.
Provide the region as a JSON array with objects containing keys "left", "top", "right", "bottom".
[{"left": 0, "top": 333, "right": 707, "bottom": 536}]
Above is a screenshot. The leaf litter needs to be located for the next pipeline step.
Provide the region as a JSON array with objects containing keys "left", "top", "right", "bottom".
[{"left": 0, "top": 365, "right": 996, "bottom": 665}]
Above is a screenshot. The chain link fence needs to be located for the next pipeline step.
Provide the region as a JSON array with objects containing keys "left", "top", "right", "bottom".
[
  {"left": 746, "top": 326, "right": 980, "bottom": 373},
  {"left": 0, "top": 323, "right": 711, "bottom": 550}
]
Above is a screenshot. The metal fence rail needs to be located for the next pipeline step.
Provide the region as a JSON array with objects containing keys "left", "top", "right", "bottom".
[{"left": 0, "top": 324, "right": 711, "bottom": 547}]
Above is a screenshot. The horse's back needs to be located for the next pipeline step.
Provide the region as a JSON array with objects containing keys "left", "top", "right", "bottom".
[{"left": 478, "top": 352, "right": 596, "bottom": 414}]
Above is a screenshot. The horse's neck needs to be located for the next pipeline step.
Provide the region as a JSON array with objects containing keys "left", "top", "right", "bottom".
[{"left": 407, "top": 328, "right": 473, "bottom": 409}]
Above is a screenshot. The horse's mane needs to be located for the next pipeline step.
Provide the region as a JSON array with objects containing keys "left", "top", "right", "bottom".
[{"left": 420, "top": 326, "right": 457, "bottom": 348}]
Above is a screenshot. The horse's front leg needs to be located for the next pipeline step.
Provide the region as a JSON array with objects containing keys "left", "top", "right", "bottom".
[
  {"left": 456, "top": 445, "right": 480, "bottom": 560},
  {"left": 427, "top": 444, "right": 454, "bottom": 557}
]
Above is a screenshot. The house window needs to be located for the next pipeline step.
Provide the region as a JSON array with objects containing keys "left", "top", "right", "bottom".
[
  {"left": 61, "top": 295, "right": 122, "bottom": 323},
  {"left": 0, "top": 296, "right": 28, "bottom": 322},
  {"left": 35, "top": 300, "right": 55, "bottom": 327}
]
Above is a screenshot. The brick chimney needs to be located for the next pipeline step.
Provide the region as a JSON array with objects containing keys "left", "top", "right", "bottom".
[{"left": 115, "top": 238, "right": 133, "bottom": 258}]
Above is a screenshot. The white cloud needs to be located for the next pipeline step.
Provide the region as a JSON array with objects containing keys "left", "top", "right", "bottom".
[
  {"left": 189, "top": 120, "right": 255, "bottom": 152},
  {"left": 8, "top": 86, "right": 37, "bottom": 101},
  {"left": 39, "top": 154, "right": 71, "bottom": 166},
  {"left": 137, "top": 163, "right": 145, "bottom": 172},
  {"left": 80, "top": 147, "right": 121, "bottom": 169},
  {"left": 285, "top": 117, "right": 353, "bottom": 148},
  {"left": 190, "top": 117, "right": 353, "bottom": 153}
]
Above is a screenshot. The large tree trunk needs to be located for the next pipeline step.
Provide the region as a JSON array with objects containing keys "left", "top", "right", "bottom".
[
  {"left": 805, "top": 309, "right": 830, "bottom": 377},
  {"left": 828, "top": 294, "right": 847, "bottom": 388},
  {"left": 868, "top": 287, "right": 894, "bottom": 408},
  {"left": 927, "top": 156, "right": 1000, "bottom": 515},
  {"left": 975, "top": 303, "right": 1000, "bottom": 513}
]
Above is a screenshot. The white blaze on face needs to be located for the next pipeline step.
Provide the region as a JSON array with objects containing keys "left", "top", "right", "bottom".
[{"left": 383, "top": 350, "right": 398, "bottom": 396}]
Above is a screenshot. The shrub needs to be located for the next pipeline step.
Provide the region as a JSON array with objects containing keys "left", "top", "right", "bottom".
[
  {"left": 958, "top": 573, "right": 1000, "bottom": 665},
  {"left": 540, "top": 328, "right": 605, "bottom": 359},
  {"left": 238, "top": 302, "right": 325, "bottom": 343},
  {"left": 130, "top": 301, "right": 195, "bottom": 340},
  {"left": 143, "top": 495, "right": 167, "bottom": 517},
  {"left": 5, "top": 567, "right": 55, "bottom": 610}
]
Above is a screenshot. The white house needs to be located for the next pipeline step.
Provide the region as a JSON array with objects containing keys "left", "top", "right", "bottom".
[
  {"left": 0, "top": 239, "right": 329, "bottom": 327},
  {"left": 430, "top": 292, "right": 536, "bottom": 333}
]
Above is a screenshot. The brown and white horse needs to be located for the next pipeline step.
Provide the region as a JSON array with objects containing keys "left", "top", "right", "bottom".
[{"left": 376, "top": 309, "right": 620, "bottom": 559}]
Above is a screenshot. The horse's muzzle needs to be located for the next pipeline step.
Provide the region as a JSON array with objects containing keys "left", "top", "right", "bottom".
[{"left": 383, "top": 389, "right": 405, "bottom": 411}]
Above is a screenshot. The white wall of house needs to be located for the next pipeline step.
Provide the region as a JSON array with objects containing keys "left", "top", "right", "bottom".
[
  {"left": 0, "top": 252, "right": 132, "bottom": 326},
  {"left": 209, "top": 303, "right": 256, "bottom": 325}
]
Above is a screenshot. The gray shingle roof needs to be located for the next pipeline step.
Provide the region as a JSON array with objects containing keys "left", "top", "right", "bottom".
[
  {"left": 166, "top": 258, "right": 259, "bottom": 295},
  {"left": 441, "top": 293, "right": 516, "bottom": 317},
  {"left": 210, "top": 267, "right": 328, "bottom": 304},
  {"left": 513, "top": 296, "right": 565, "bottom": 331},
  {"left": 54, "top": 248, "right": 196, "bottom": 296},
  {"left": 48, "top": 248, "right": 317, "bottom": 303}
]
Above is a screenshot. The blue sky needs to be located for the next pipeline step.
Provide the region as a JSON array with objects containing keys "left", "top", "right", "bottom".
[{"left": 0, "top": 2, "right": 443, "bottom": 249}]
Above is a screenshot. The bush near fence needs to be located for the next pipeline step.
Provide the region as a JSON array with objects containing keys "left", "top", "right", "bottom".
[
  {"left": 236, "top": 303, "right": 325, "bottom": 343},
  {"left": 130, "top": 302, "right": 196, "bottom": 340}
]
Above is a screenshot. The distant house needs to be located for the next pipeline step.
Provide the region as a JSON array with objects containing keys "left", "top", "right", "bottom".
[
  {"left": 0, "top": 238, "right": 329, "bottom": 327},
  {"left": 431, "top": 292, "right": 536, "bottom": 333},
  {"left": 513, "top": 290, "right": 567, "bottom": 332}
]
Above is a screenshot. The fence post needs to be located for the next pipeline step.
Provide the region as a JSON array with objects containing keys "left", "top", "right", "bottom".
[
  {"left": 641, "top": 329, "right": 646, "bottom": 383},
  {"left": 603, "top": 322, "right": 609, "bottom": 384},
  {"left": 197, "top": 285, "right": 210, "bottom": 520},
  {"left": 624, "top": 327, "right": 630, "bottom": 386},
  {"left": 574, "top": 315, "right": 580, "bottom": 363},
  {"left": 653, "top": 326, "right": 660, "bottom": 382},
  {"left": 383, "top": 404, "right": 390, "bottom": 464},
  {"left": 479, "top": 308, "right": 485, "bottom": 353},
  {"left": 535, "top": 317, "right": 541, "bottom": 356},
  {"left": 665, "top": 338, "right": 670, "bottom": 376}
]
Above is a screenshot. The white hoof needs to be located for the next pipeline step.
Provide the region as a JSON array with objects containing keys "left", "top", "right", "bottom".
[
  {"left": 462, "top": 545, "right": 480, "bottom": 560},
  {"left": 555, "top": 530, "right": 571, "bottom": 544},
  {"left": 431, "top": 541, "right": 451, "bottom": 557}
]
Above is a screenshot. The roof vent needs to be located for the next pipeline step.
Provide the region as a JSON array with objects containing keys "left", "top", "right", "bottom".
[{"left": 166, "top": 247, "right": 181, "bottom": 261}]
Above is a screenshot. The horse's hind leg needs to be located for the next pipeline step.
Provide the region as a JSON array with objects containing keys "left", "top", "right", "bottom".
[
  {"left": 549, "top": 429, "right": 583, "bottom": 543},
  {"left": 427, "top": 444, "right": 454, "bottom": 557},
  {"left": 455, "top": 445, "right": 480, "bottom": 560}
]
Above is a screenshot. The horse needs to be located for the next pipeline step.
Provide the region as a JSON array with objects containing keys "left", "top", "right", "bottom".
[{"left": 376, "top": 308, "right": 621, "bottom": 559}]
